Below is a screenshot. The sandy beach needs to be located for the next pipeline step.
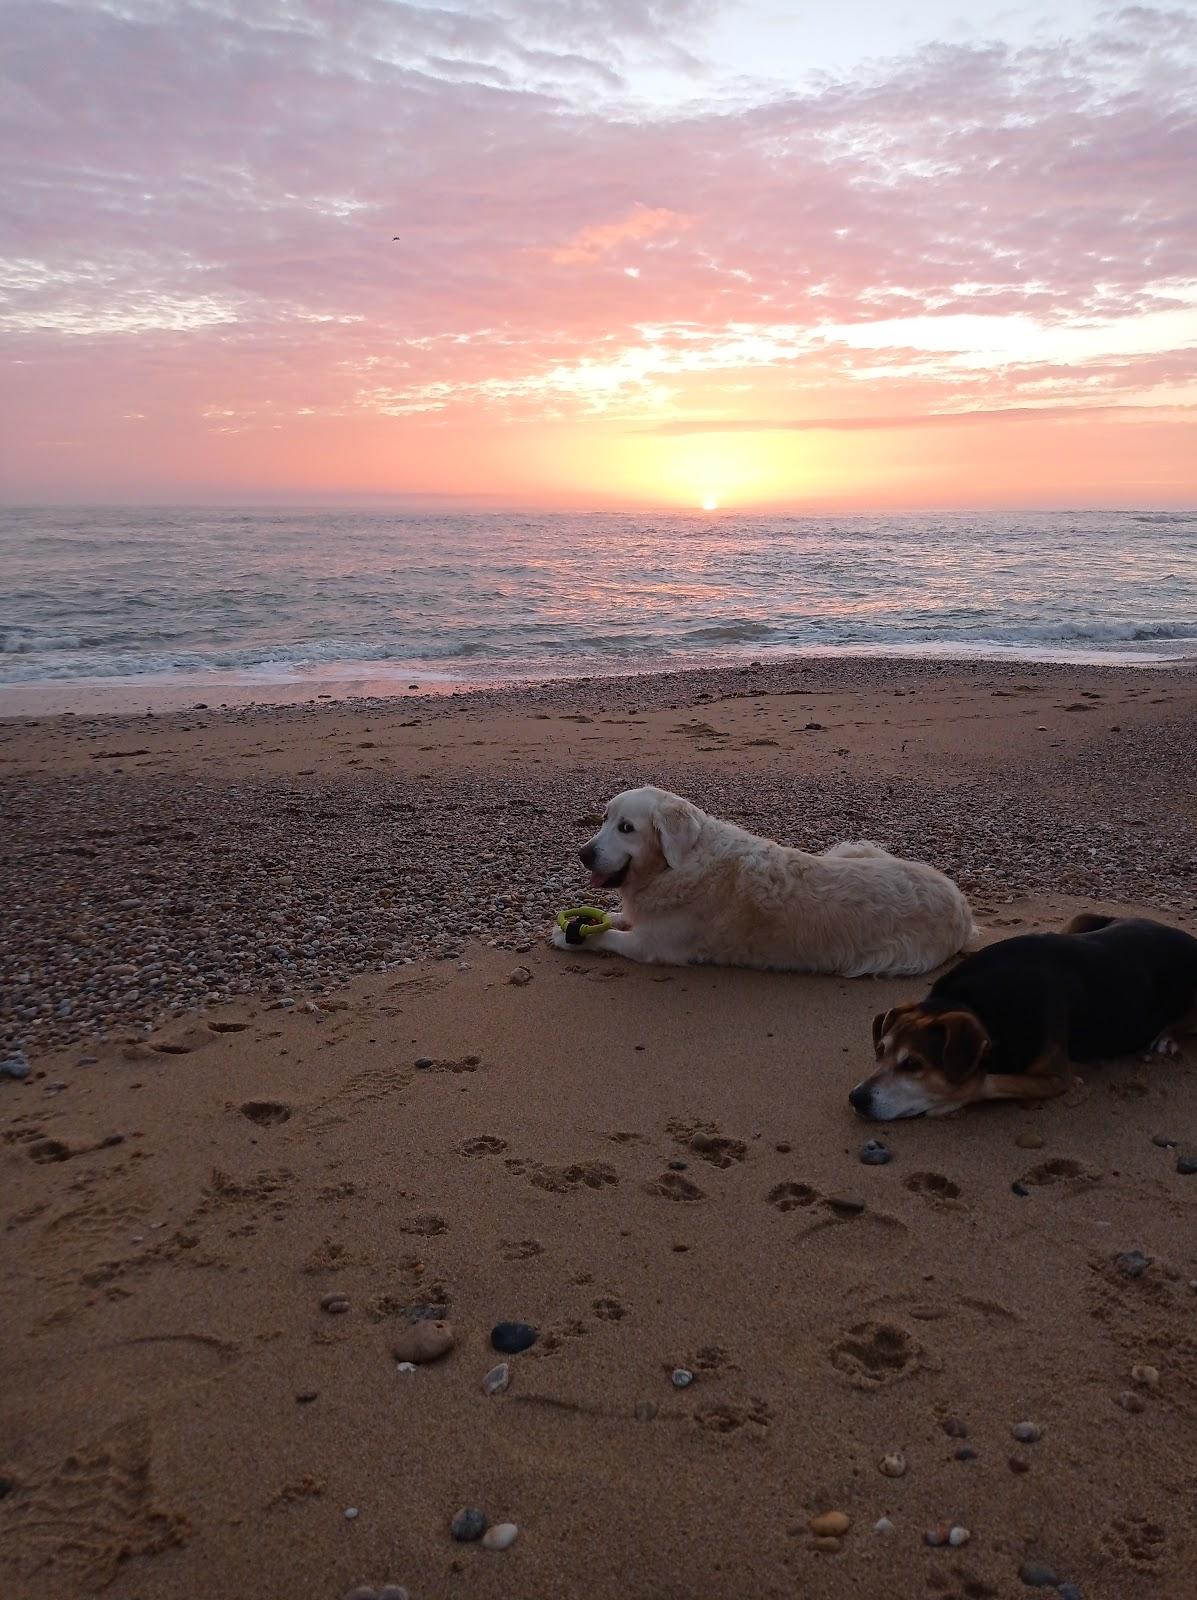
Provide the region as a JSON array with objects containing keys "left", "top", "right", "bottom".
[{"left": 2, "top": 656, "right": 1196, "bottom": 1600}]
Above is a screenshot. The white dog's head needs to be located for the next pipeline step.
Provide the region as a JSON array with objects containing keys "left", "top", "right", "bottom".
[{"left": 578, "top": 786, "right": 703, "bottom": 891}]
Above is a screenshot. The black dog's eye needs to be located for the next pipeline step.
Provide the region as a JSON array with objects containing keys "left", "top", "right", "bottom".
[
  {"left": 617, "top": 821, "right": 635, "bottom": 834},
  {"left": 895, "top": 1056, "right": 919, "bottom": 1073}
]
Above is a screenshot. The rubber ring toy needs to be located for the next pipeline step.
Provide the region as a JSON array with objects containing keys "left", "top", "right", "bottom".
[{"left": 556, "top": 906, "right": 612, "bottom": 945}]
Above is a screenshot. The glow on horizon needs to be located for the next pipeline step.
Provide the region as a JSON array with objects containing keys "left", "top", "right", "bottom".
[{"left": 1, "top": 1, "right": 1195, "bottom": 510}]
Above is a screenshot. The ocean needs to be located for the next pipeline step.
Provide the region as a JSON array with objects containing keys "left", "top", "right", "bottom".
[{"left": 2, "top": 506, "right": 1195, "bottom": 710}]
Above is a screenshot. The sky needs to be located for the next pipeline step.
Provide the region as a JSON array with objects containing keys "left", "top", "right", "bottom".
[{"left": 1, "top": 0, "right": 1195, "bottom": 510}]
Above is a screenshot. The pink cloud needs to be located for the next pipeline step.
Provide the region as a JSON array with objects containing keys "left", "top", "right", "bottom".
[{"left": 0, "top": 1, "right": 1194, "bottom": 501}]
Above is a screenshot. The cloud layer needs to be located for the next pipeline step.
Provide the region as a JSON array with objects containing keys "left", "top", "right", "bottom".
[{"left": 1, "top": 0, "right": 1195, "bottom": 503}]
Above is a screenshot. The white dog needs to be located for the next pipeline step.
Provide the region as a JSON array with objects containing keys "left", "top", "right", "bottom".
[{"left": 550, "top": 785, "right": 976, "bottom": 978}]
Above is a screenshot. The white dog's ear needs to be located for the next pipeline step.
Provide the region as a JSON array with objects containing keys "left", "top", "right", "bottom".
[{"left": 653, "top": 798, "right": 700, "bottom": 869}]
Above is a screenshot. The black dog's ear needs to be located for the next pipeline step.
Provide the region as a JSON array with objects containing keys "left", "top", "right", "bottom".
[
  {"left": 871, "top": 1010, "right": 894, "bottom": 1055},
  {"left": 935, "top": 1011, "right": 991, "bottom": 1082}
]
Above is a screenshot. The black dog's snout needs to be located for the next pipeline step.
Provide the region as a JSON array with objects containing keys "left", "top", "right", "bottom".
[
  {"left": 579, "top": 842, "right": 597, "bottom": 868},
  {"left": 848, "top": 1083, "right": 871, "bottom": 1114}
]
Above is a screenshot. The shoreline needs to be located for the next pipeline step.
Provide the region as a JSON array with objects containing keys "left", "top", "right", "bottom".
[{"left": 2, "top": 640, "right": 1196, "bottom": 719}]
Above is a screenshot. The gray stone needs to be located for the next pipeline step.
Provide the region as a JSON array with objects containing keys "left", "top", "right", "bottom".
[
  {"left": 451, "top": 1506, "right": 487, "bottom": 1542},
  {"left": 1019, "top": 1561, "right": 1059, "bottom": 1587}
]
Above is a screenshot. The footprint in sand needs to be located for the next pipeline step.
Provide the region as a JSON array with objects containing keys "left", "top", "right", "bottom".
[
  {"left": 458, "top": 1135, "right": 508, "bottom": 1157},
  {"left": 829, "top": 1320, "right": 931, "bottom": 1388},
  {"left": 592, "top": 1296, "right": 628, "bottom": 1320},
  {"left": 1021, "top": 1157, "right": 1097, "bottom": 1187},
  {"left": 693, "top": 1397, "right": 772, "bottom": 1434},
  {"left": 903, "top": 1171, "right": 964, "bottom": 1206},
  {"left": 510, "top": 1160, "right": 618, "bottom": 1193},
  {"left": 766, "top": 1181, "right": 820, "bottom": 1211},
  {"left": 645, "top": 1172, "right": 706, "bottom": 1202},
  {"left": 686, "top": 1133, "right": 747, "bottom": 1169},
  {"left": 239, "top": 1101, "right": 291, "bottom": 1127},
  {"left": 399, "top": 1212, "right": 447, "bottom": 1237},
  {"left": 501, "top": 1239, "right": 544, "bottom": 1261}
]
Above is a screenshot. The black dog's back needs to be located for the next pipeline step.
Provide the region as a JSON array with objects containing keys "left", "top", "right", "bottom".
[{"left": 927, "top": 917, "right": 1197, "bottom": 1071}]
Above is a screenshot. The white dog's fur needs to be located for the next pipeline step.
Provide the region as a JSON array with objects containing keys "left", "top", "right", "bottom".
[{"left": 551, "top": 785, "right": 976, "bottom": 978}]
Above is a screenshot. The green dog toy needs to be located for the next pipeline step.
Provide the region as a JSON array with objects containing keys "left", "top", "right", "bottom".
[{"left": 556, "top": 906, "right": 613, "bottom": 945}]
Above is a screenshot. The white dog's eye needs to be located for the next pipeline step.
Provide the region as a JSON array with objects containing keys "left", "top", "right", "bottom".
[{"left": 617, "top": 821, "right": 635, "bottom": 834}]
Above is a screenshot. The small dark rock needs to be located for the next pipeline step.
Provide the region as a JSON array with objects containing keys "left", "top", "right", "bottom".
[
  {"left": 942, "top": 1416, "right": 968, "bottom": 1437},
  {"left": 955, "top": 1446, "right": 978, "bottom": 1462},
  {"left": 415, "top": 1056, "right": 433, "bottom": 1069},
  {"left": 1115, "top": 1249, "right": 1152, "bottom": 1277},
  {"left": 1151, "top": 1134, "right": 1178, "bottom": 1148},
  {"left": 859, "top": 1140, "right": 892, "bottom": 1166},
  {"left": 1012, "top": 1421, "right": 1043, "bottom": 1443},
  {"left": 1018, "top": 1560, "right": 1059, "bottom": 1587},
  {"left": 668, "top": 1159, "right": 688, "bottom": 1171},
  {"left": 295, "top": 1389, "right": 319, "bottom": 1403},
  {"left": 1177, "top": 1153, "right": 1197, "bottom": 1176},
  {"left": 320, "top": 1293, "right": 350, "bottom": 1314},
  {"left": 451, "top": 1506, "right": 487, "bottom": 1542},
  {"left": 775, "top": 1142, "right": 791, "bottom": 1153},
  {"left": 1011, "top": 1181, "right": 1031, "bottom": 1196},
  {"left": 490, "top": 1320, "right": 538, "bottom": 1354}
]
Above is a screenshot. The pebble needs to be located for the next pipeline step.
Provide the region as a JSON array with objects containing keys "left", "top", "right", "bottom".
[
  {"left": 1011, "top": 1181, "right": 1031, "bottom": 1196},
  {"left": 878, "top": 1452, "right": 907, "bottom": 1478},
  {"left": 811, "top": 1536, "right": 842, "bottom": 1553},
  {"left": 1131, "top": 1363, "right": 1160, "bottom": 1388},
  {"left": 378, "top": 1588, "right": 410, "bottom": 1600},
  {"left": 490, "top": 1321, "right": 538, "bottom": 1354},
  {"left": 451, "top": 1507, "right": 487, "bottom": 1542},
  {"left": 955, "top": 1446, "right": 978, "bottom": 1462},
  {"left": 942, "top": 1416, "right": 968, "bottom": 1437},
  {"left": 1177, "top": 1153, "right": 1197, "bottom": 1175},
  {"left": 925, "top": 1523, "right": 969, "bottom": 1547},
  {"left": 1115, "top": 1249, "right": 1152, "bottom": 1277},
  {"left": 1015, "top": 1130, "right": 1044, "bottom": 1149},
  {"left": 483, "top": 1363, "right": 511, "bottom": 1395},
  {"left": 344, "top": 1507, "right": 359, "bottom": 1520},
  {"left": 391, "top": 1320, "right": 455, "bottom": 1364},
  {"left": 295, "top": 1389, "right": 319, "bottom": 1403},
  {"left": 809, "top": 1511, "right": 850, "bottom": 1537},
  {"left": 1057, "top": 1586, "right": 1084, "bottom": 1600},
  {"left": 859, "top": 1139, "right": 892, "bottom": 1165},
  {"left": 482, "top": 1522, "right": 519, "bottom": 1551},
  {"left": 671, "top": 1368, "right": 694, "bottom": 1388},
  {"left": 1116, "top": 1389, "right": 1145, "bottom": 1413},
  {"left": 506, "top": 966, "right": 532, "bottom": 986},
  {"left": 948, "top": 1525, "right": 971, "bottom": 1547},
  {"left": 415, "top": 1057, "right": 433, "bottom": 1069},
  {"left": 0, "top": 1055, "right": 31, "bottom": 1081},
  {"left": 667, "top": 1159, "right": 688, "bottom": 1171},
  {"left": 1018, "top": 1560, "right": 1059, "bottom": 1587},
  {"left": 1012, "top": 1422, "right": 1042, "bottom": 1443},
  {"left": 394, "top": 1361, "right": 416, "bottom": 1374},
  {"left": 873, "top": 1517, "right": 895, "bottom": 1535},
  {"left": 320, "top": 1294, "right": 350, "bottom": 1314},
  {"left": 1151, "top": 1133, "right": 1178, "bottom": 1148}
]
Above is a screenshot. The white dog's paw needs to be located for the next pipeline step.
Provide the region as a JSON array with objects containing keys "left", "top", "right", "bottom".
[
  {"left": 549, "top": 924, "right": 573, "bottom": 951},
  {"left": 1143, "top": 1031, "right": 1181, "bottom": 1061}
]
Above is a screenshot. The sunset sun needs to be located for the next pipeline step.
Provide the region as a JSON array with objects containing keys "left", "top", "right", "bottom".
[{"left": 701, "top": 496, "right": 719, "bottom": 511}]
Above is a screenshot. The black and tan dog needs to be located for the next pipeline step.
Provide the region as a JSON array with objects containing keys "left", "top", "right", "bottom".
[{"left": 849, "top": 914, "right": 1197, "bottom": 1120}]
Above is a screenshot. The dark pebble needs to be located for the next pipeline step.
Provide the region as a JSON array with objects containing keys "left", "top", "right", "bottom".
[
  {"left": 415, "top": 1056, "right": 433, "bottom": 1069},
  {"left": 1151, "top": 1134, "right": 1178, "bottom": 1148},
  {"left": 1115, "top": 1249, "right": 1152, "bottom": 1277},
  {"left": 955, "top": 1446, "right": 978, "bottom": 1462},
  {"left": 859, "top": 1140, "right": 892, "bottom": 1165},
  {"left": 1177, "top": 1153, "right": 1197, "bottom": 1176},
  {"left": 1011, "top": 1181, "right": 1031, "bottom": 1196},
  {"left": 295, "top": 1389, "right": 319, "bottom": 1403},
  {"left": 942, "top": 1417, "right": 969, "bottom": 1438},
  {"left": 775, "top": 1142, "right": 791, "bottom": 1153},
  {"left": 451, "top": 1506, "right": 487, "bottom": 1542},
  {"left": 668, "top": 1159, "right": 688, "bottom": 1171},
  {"left": 490, "top": 1320, "right": 538, "bottom": 1354},
  {"left": 1057, "top": 1586, "right": 1084, "bottom": 1600},
  {"left": 1019, "top": 1561, "right": 1059, "bottom": 1587}
]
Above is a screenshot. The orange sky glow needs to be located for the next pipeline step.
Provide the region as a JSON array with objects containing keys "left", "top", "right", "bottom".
[{"left": 1, "top": 1, "right": 1195, "bottom": 511}]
